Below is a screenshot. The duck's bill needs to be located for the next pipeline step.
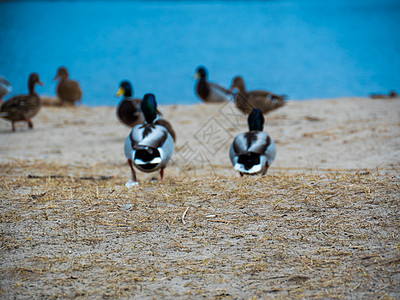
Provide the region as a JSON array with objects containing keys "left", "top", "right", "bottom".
[{"left": 116, "top": 87, "right": 124, "bottom": 97}]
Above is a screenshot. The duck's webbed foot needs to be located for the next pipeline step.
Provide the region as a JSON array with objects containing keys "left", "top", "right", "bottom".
[{"left": 125, "top": 179, "right": 139, "bottom": 188}]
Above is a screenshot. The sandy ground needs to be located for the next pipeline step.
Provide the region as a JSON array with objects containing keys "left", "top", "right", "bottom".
[
  {"left": 1, "top": 97, "right": 400, "bottom": 174},
  {"left": 0, "top": 97, "right": 399, "bottom": 299}
]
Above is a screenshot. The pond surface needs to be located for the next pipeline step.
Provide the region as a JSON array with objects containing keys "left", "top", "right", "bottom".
[{"left": 1, "top": 0, "right": 399, "bottom": 105}]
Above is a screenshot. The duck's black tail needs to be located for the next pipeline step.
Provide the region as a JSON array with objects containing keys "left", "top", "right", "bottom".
[{"left": 134, "top": 147, "right": 162, "bottom": 170}]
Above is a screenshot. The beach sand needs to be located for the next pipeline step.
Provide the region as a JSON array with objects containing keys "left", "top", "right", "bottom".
[
  {"left": 0, "top": 97, "right": 399, "bottom": 298},
  {"left": 1, "top": 97, "right": 399, "bottom": 173}
]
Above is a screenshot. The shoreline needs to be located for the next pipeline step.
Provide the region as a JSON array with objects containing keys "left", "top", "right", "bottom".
[{"left": 40, "top": 95, "right": 391, "bottom": 108}]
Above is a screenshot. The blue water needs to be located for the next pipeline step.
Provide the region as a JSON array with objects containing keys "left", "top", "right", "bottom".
[{"left": 1, "top": 0, "right": 399, "bottom": 106}]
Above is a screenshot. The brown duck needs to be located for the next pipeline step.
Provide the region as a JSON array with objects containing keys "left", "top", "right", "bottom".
[
  {"left": 229, "top": 76, "right": 287, "bottom": 114},
  {"left": 0, "top": 73, "right": 43, "bottom": 132},
  {"left": 54, "top": 66, "right": 82, "bottom": 105},
  {"left": 116, "top": 80, "right": 144, "bottom": 127}
]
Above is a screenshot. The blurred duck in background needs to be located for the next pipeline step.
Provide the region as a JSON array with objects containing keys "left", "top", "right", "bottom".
[
  {"left": 116, "top": 80, "right": 144, "bottom": 127},
  {"left": 124, "top": 93, "right": 175, "bottom": 187},
  {"left": 194, "top": 66, "right": 231, "bottom": 103},
  {"left": 229, "top": 76, "right": 286, "bottom": 114},
  {"left": 229, "top": 108, "right": 276, "bottom": 176},
  {"left": 0, "top": 75, "right": 12, "bottom": 105},
  {"left": 369, "top": 90, "right": 399, "bottom": 99},
  {"left": 54, "top": 66, "right": 82, "bottom": 106},
  {"left": 0, "top": 73, "right": 43, "bottom": 132}
]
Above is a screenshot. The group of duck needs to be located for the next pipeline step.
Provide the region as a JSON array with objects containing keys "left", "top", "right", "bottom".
[
  {"left": 0, "top": 67, "right": 82, "bottom": 131},
  {"left": 0, "top": 66, "right": 288, "bottom": 185},
  {"left": 194, "top": 66, "right": 287, "bottom": 114},
  {"left": 117, "top": 66, "right": 286, "bottom": 186},
  {"left": 120, "top": 91, "right": 277, "bottom": 187}
]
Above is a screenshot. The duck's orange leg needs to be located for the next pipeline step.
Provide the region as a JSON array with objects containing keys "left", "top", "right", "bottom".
[
  {"left": 127, "top": 159, "right": 137, "bottom": 182},
  {"left": 262, "top": 162, "right": 270, "bottom": 175},
  {"left": 26, "top": 119, "right": 33, "bottom": 129}
]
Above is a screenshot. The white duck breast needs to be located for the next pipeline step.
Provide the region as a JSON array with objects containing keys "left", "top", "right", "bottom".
[
  {"left": 125, "top": 123, "right": 175, "bottom": 172},
  {"left": 229, "top": 131, "right": 276, "bottom": 174}
]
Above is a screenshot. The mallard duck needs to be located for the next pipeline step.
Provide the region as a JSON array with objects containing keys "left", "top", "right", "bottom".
[
  {"left": 229, "top": 108, "right": 276, "bottom": 176},
  {"left": 229, "top": 76, "right": 286, "bottom": 114},
  {"left": 194, "top": 66, "right": 231, "bottom": 103},
  {"left": 54, "top": 66, "right": 82, "bottom": 106},
  {"left": 116, "top": 80, "right": 144, "bottom": 127},
  {"left": 0, "top": 75, "right": 12, "bottom": 104},
  {"left": 124, "top": 93, "right": 175, "bottom": 187},
  {"left": 370, "top": 90, "right": 399, "bottom": 99},
  {"left": 0, "top": 73, "right": 43, "bottom": 132}
]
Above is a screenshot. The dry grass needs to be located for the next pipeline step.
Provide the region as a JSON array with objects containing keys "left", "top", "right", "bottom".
[{"left": 0, "top": 161, "right": 399, "bottom": 299}]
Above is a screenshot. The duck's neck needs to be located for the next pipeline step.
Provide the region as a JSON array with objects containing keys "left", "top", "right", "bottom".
[
  {"left": 235, "top": 81, "right": 251, "bottom": 112},
  {"left": 248, "top": 109, "right": 264, "bottom": 131},
  {"left": 59, "top": 76, "right": 69, "bottom": 84},
  {"left": 124, "top": 91, "right": 133, "bottom": 98},
  {"left": 142, "top": 103, "right": 158, "bottom": 123},
  {"left": 235, "top": 80, "right": 247, "bottom": 94},
  {"left": 28, "top": 81, "right": 38, "bottom": 96},
  {"left": 248, "top": 120, "right": 263, "bottom": 131}
]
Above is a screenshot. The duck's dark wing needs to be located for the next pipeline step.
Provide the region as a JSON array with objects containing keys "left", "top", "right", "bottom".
[
  {"left": 1, "top": 96, "right": 24, "bottom": 111},
  {"left": 1, "top": 95, "right": 40, "bottom": 120},
  {"left": 249, "top": 90, "right": 287, "bottom": 100},
  {"left": 236, "top": 91, "right": 286, "bottom": 114}
]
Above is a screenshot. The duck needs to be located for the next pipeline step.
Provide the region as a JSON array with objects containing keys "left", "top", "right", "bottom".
[
  {"left": 124, "top": 93, "right": 175, "bottom": 187},
  {"left": 0, "top": 73, "right": 43, "bottom": 132},
  {"left": 116, "top": 80, "right": 144, "bottom": 127},
  {"left": 229, "top": 76, "right": 286, "bottom": 114},
  {"left": 54, "top": 66, "right": 82, "bottom": 106},
  {"left": 194, "top": 66, "right": 231, "bottom": 103},
  {"left": 229, "top": 108, "right": 276, "bottom": 176},
  {"left": 370, "top": 90, "right": 399, "bottom": 99},
  {"left": 0, "top": 75, "right": 12, "bottom": 104}
]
